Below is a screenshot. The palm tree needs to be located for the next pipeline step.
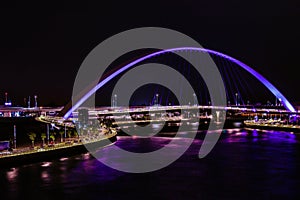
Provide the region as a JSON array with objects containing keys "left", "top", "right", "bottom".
[
  {"left": 27, "top": 132, "right": 36, "bottom": 148},
  {"left": 49, "top": 131, "right": 56, "bottom": 145},
  {"left": 41, "top": 133, "right": 46, "bottom": 147},
  {"left": 73, "top": 130, "right": 79, "bottom": 139},
  {"left": 59, "top": 130, "right": 64, "bottom": 143},
  {"left": 67, "top": 130, "right": 72, "bottom": 138}
]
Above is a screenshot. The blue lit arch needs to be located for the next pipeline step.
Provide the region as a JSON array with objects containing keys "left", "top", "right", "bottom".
[{"left": 64, "top": 47, "right": 295, "bottom": 119}]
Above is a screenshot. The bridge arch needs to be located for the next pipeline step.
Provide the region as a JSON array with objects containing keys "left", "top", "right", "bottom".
[{"left": 63, "top": 47, "right": 295, "bottom": 119}]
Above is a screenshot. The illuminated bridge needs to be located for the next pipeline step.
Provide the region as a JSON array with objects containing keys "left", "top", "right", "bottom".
[
  {"left": 35, "top": 104, "right": 300, "bottom": 134},
  {"left": 59, "top": 47, "right": 296, "bottom": 121},
  {"left": 2, "top": 47, "right": 295, "bottom": 123}
]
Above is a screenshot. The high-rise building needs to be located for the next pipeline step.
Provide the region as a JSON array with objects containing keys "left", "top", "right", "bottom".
[{"left": 78, "top": 108, "right": 89, "bottom": 128}]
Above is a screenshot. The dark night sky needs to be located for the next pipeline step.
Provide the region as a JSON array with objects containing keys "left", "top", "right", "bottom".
[{"left": 0, "top": 0, "right": 299, "bottom": 106}]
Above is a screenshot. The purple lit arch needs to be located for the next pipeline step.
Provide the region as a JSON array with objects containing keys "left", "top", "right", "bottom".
[{"left": 64, "top": 47, "right": 295, "bottom": 119}]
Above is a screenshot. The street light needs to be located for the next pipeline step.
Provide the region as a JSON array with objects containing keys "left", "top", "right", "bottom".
[
  {"left": 193, "top": 93, "right": 197, "bottom": 106},
  {"left": 112, "top": 94, "right": 117, "bottom": 108},
  {"left": 235, "top": 93, "right": 238, "bottom": 106},
  {"left": 64, "top": 124, "right": 67, "bottom": 139},
  {"left": 34, "top": 95, "right": 38, "bottom": 108},
  {"left": 278, "top": 98, "right": 282, "bottom": 107},
  {"left": 155, "top": 93, "right": 159, "bottom": 107},
  {"left": 28, "top": 96, "right": 31, "bottom": 108},
  {"left": 5, "top": 92, "right": 8, "bottom": 104}
]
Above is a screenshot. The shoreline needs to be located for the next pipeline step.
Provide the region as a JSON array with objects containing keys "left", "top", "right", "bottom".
[
  {"left": 0, "top": 133, "right": 117, "bottom": 168},
  {"left": 243, "top": 120, "right": 300, "bottom": 133}
]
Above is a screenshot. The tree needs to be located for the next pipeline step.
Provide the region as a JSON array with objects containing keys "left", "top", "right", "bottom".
[
  {"left": 67, "top": 130, "right": 72, "bottom": 138},
  {"left": 59, "top": 130, "right": 64, "bottom": 143},
  {"left": 41, "top": 133, "right": 46, "bottom": 147},
  {"left": 49, "top": 132, "right": 56, "bottom": 144},
  {"left": 28, "top": 132, "right": 36, "bottom": 148},
  {"left": 73, "top": 130, "right": 79, "bottom": 138}
]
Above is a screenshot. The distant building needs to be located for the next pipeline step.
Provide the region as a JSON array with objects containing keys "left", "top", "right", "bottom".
[{"left": 78, "top": 108, "right": 89, "bottom": 128}]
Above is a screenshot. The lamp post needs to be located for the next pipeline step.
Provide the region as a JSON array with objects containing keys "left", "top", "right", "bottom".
[
  {"left": 34, "top": 95, "right": 38, "bottom": 108},
  {"left": 13, "top": 125, "right": 17, "bottom": 149},
  {"left": 5, "top": 92, "right": 8, "bottom": 104},
  {"left": 193, "top": 93, "right": 197, "bottom": 106},
  {"left": 47, "top": 124, "right": 50, "bottom": 145},
  {"left": 278, "top": 98, "right": 282, "bottom": 107},
  {"left": 114, "top": 94, "right": 117, "bottom": 107},
  {"left": 155, "top": 93, "right": 159, "bottom": 107},
  {"left": 28, "top": 96, "right": 31, "bottom": 108},
  {"left": 64, "top": 123, "right": 67, "bottom": 142},
  {"left": 235, "top": 93, "right": 238, "bottom": 106}
]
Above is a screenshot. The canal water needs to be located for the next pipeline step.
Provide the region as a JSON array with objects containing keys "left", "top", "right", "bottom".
[{"left": 1, "top": 128, "right": 300, "bottom": 199}]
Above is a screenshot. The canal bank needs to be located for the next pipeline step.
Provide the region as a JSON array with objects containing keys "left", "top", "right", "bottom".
[{"left": 0, "top": 134, "right": 117, "bottom": 168}]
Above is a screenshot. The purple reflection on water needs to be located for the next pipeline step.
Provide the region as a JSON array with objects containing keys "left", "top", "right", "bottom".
[{"left": 2, "top": 129, "right": 300, "bottom": 199}]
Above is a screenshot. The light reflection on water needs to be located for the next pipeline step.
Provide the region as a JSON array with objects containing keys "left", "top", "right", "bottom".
[
  {"left": 1, "top": 128, "right": 300, "bottom": 199},
  {"left": 41, "top": 162, "right": 52, "bottom": 167},
  {"left": 6, "top": 168, "right": 18, "bottom": 182}
]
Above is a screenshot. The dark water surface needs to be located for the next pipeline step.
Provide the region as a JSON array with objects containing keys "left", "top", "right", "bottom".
[{"left": 1, "top": 129, "right": 300, "bottom": 200}]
